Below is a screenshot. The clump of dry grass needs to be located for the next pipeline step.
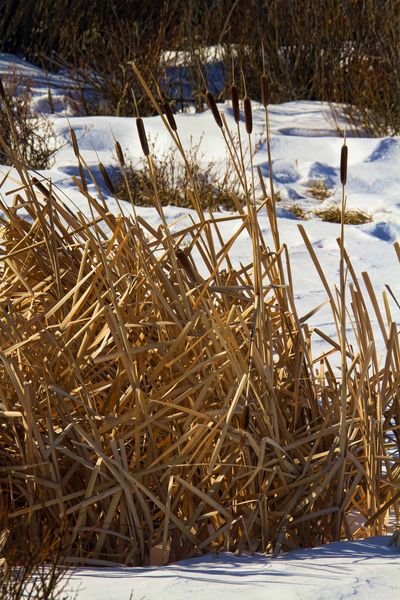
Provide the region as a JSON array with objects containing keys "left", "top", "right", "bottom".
[
  {"left": 286, "top": 203, "right": 308, "bottom": 219},
  {"left": 306, "top": 179, "right": 333, "bottom": 201},
  {"left": 0, "top": 74, "right": 398, "bottom": 570},
  {"left": 113, "top": 140, "right": 241, "bottom": 211},
  {"left": 315, "top": 206, "right": 372, "bottom": 224}
]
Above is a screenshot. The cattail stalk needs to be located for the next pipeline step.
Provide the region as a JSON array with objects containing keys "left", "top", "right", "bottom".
[
  {"left": 335, "top": 138, "right": 348, "bottom": 539},
  {"left": 260, "top": 74, "right": 269, "bottom": 107}
]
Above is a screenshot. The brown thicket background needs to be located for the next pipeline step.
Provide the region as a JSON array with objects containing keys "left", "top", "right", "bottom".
[{"left": 1, "top": 0, "right": 400, "bottom": 133}]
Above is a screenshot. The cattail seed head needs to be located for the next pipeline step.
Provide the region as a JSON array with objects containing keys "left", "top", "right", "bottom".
[
  {"left": 176, "top": 249, "right": 197, "bottom": 283},
  {"left": 78, "top": 163, "right": 87, "bottom": 193},
  {"left": 241, "top": 404, "right": 250, "bottom": 430},
  {"left": 206, "top": 91, "right": 223, "bottom": 129},
  {"left": 136, "top": 117, "right": 150, "bottom": 156},
  {"left": 163, "top": 101, "right": 177, "bottom": 131},
  {"left": 0, "top": 76, "right": 5, "bottom": 101},
  {"left": 340, "top": 144, "right": 348, "bottom": 186},
  {"left": 32, "top": 177, "right": 50, "bottom": 197},
  {"left": 99, "top": 163, "right": 115, "bottom": 195},
  {"left": 115, "top": 141, "right": 125, "bottom": 167},
  {"left": 244, "top": 96, "right": 252, "bottom": 134},
  {"left": 260, "top": 74, "right": 269, "bottom": 107},
  {"left": 70, "top": 127, "right": 79, "bottom": 158},
  {"left": 231, "top": 84, "right": 240, "bottom": 123}
]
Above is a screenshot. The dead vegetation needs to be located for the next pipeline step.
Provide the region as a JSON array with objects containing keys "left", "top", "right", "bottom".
[
  {"left": 3, "top": 1, "right": 400, "bottom": 133},
  {"left": 286, "top": 204, "right": 308, "bottom": 220},
  {"left": 0, "top": 162, "right": 397, "bottom": 565},
  {"left": 306, "top": 180, "right": 333, "bottom": 201},
  {"left": 315, "top": 206, "right": 372, "bottom": 224},
  {"left": 0, "top": 71, "right": 58, "bottom": 169},
  {"left": 0, "top": 71, "right": 398, "bottom": 570},
  {"left": 0, "top": 512, "right": 71, "bottom": 600},
  {"left": 113, "top": 141, "right": 241, "bottom": 211}
]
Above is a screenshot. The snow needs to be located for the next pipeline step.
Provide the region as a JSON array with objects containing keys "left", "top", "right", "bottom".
[
  {"left": 1, "top": 54, "right": 399, "bottom": 598},
  {"left": 66, "top": 537, "right": 400, "bottom": 600}
]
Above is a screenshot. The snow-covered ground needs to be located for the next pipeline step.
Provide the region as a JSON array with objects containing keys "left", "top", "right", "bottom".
[
  {"left": 1, "top": 54, "right": 400, "bottom": 598},
  {"left": 66, "top": 537, "right": 400, "bottom": 600}
]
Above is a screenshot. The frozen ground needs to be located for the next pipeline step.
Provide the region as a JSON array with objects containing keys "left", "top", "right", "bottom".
[
  {"left": 1, "top": 55, "right": 400, "bottom": 597},
  {"left": 65, "top": 537, "right": 400, "bottom": 600}
]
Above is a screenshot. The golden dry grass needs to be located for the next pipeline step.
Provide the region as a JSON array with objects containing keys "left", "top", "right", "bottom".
[
  {"left": 306, "top": 179, "right": 333, "bottom": 201},
  {"left": 0, "top": 79, "right": 399, "bottom": 568},
  {"left": 315, "top": 206, "right": 372, "bottom": 224},
  {"left": 0, "top": 171, "right": 398, "bottom": 566}
]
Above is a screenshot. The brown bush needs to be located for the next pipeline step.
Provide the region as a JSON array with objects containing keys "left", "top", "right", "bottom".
[{"left": 0, "top": 72, "right": 58, "bottom": 169}]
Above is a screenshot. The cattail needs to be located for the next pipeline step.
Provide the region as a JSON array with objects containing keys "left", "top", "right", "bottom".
[
  {"left": 99, "top": 163, "right": 115, "bottom": 195},
  {"left": 244, "top": 96, "right": 252, "bottom": 134},
  {"left": 260, "top": 74, "right": 269, "bottom": 107},
  {"left": 136, "top": 117, "right": 149, "bottom": 156},
  {"left": 78, "top": 163, "right": 87, "bottom": 193},
  {"left": 32, "top": 177, "right": 50, "bottom": 197},
  {"left": 176, "top": 249, "right": 197, "bottom": 283},
  {"left": 340, "top": 144, "right": 348, "bottom": 186},
  {"left": 70, "top": 127, "right": 79, "bottom": 158},
  {"left": 47, "top": 87, "right": 54, "bottom": 114},
  {"left": 0, "top": 76, "right": 5, "bottom": 101},
  {"left": 206, "top": 91, "right": 223, "bottom": 129},
  {"left": 115, "top": 141, "right": 125, "bottom": 167},
  {"left": 231, "top": 84, "right": 240, "bottom": 123},
  {"left": 162, "top": 101, "right": 177, "bottom": 131},
  {"left": 241, "top": 404, "right": 250, "bottom": 430}
]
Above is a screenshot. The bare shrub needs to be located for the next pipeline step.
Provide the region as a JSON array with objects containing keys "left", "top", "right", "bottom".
[
  {"left": 3, "top": 1, "right": 400, "bottom": 133},
  {"left": 0, "top": 511, "right": 71, "bottom": 600},
  {"left": 0, "top": 72, "right": 58, "bottom": 168}
]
